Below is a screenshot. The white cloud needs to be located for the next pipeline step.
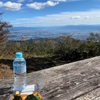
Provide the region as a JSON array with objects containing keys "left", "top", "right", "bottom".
[
  {"left": 96, "top": 15, "right": 100, "bottom": 18},
  {"left": 0, "top": 1, "right": 3, "bottom": 7},
  {"left": 70, "top": 16, "right": 81, "bottom": 19},
  {"left": 26, "top": 2, "right": 45, "bottom": 10},
  {"left": 84, "top": 16, "right": 90, "bottom": 19},
  {"left": 51, "top": 0, "right": 81, "bottom": 2},
  {"left": 46, "top": 1, "right": 59, "bottom": 6},
  {"left": 3, "top": 1, "right": 22, "bottom": 11},
  {"left": 0, "top": 1, "right": 22, "bottom": 11},
  {"left": 26, "top": 0, "right": 81, "bottom": 10},
  {"left": 17, "top": 0, "right": 33, "bottom": 2},
  {"left": 26, "top": 1, "right": 59, "bottom": 10},
  {"left": 0, "top": 0, "right": 81, "bottom": 11},
  {"left": 12, "top": 9, "right": 100, "bottom": 27}
]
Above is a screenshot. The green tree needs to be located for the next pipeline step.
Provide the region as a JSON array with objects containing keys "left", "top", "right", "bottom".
[{"left": 87, "top": 32, "right": 100, "bottom": 42}]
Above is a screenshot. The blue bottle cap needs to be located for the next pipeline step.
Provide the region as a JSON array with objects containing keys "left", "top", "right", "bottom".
[{"left": 16, "top": 52, "right": 23, "bottom": 58}]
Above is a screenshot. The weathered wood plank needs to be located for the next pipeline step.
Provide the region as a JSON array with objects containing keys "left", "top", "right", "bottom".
[{"left": 0, "top": 56, "right": 100, "bottom": 100}]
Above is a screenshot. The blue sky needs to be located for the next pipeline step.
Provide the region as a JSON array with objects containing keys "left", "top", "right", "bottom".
[{"left": 0, "top": 0, "right": 100, "bottom": 27}]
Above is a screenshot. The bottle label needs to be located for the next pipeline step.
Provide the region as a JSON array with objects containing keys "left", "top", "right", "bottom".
[{"left": 14, "top": 65, "right": 26, "bottom": 74}]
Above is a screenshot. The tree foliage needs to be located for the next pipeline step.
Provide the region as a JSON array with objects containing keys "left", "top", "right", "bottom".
[
  {"left": 0, "top": 31, "right": 100, "bottom": 62},
  {"left": 0, "top": 13, "right": 12, "bottom": 43},
  {"left": 87, "top": 32, "right": 100, "bottom": 42}
]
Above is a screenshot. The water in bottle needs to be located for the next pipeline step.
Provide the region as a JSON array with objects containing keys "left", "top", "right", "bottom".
[{"left": 13, "top": 52, "right": 26, "bottom": 91}]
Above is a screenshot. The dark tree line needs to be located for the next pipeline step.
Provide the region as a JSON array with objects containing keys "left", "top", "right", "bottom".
[{"left": 0, "top": 33, "right": 100, "bottom": 61}]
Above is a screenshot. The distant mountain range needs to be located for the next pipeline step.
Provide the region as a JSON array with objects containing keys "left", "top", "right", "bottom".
[{"left": 8, "top": 25, "right": 100, "bottom": 41}]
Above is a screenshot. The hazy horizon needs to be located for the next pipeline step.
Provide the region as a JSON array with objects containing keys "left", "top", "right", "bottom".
[{"left": 8, "top": 25, "right": 100, "bottom": 41}]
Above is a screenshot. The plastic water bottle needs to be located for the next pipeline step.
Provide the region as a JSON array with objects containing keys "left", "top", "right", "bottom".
[{"left": 13, "top": 52, "right": 27, "bottom": 91}]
